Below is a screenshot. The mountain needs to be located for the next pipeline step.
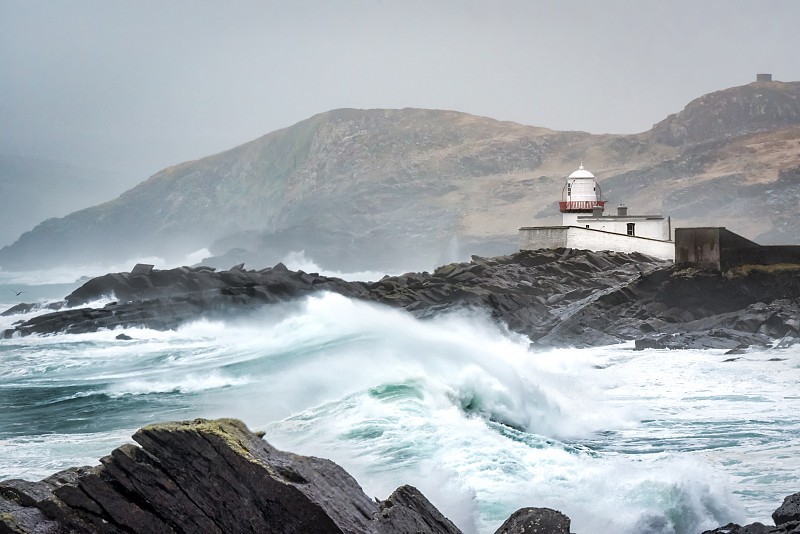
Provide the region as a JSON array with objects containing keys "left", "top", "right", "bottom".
[{"left": 1, "top": 79, "right": 799, "bottom": 273}]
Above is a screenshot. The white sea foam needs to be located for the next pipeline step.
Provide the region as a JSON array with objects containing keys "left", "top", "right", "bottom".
[
  {"left": 1, "top": 292, "right": 799, "bottom": 533},
  {"left": 0, "top": 429, "right": 136, "bottom": 481},
  {"left": 281, "top": 250, "right": 403, "bottom": 282}
]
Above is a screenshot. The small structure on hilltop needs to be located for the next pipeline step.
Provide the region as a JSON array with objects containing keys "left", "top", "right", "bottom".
[{"left": 519, "top": 163, "right": 675, "bottom": 260}]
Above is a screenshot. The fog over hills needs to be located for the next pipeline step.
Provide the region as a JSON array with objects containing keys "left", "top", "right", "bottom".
[
  {"left": 0, "top": 155, "right": 126, "bottom": 248},
  {"left": 2, "top": 79, "right": 799, "bottom": 273}
]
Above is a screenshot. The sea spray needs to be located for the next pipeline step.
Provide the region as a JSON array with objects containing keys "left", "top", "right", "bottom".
[{"left": 2, "top": 292, "right": 799, "bottom": 533}]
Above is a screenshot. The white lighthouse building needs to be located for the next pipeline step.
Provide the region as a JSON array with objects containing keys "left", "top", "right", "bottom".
[
  {"left": 519, "top": 163, "right": 674, "bottom": 260},
  {"left": 559, "top": 163, "right": 606, "bottom": 226}
]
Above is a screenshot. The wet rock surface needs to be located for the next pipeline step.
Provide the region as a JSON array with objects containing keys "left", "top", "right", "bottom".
[
  {"left": 774, "top": 492, "right": 800, "bottom": 528},
  {"left": 2, "top": 417, "right": 799, "bottom": 534},
  {"left": 0, "top": 418, "right": 463, "bottom": 534},
  {"left": 3, "top": 249, "right": 800, "bottom": 350},
  {"left": 492, "top": 507, "right": 572, "bottom": 534}
]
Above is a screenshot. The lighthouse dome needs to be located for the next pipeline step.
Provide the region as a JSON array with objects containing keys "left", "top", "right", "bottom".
[{"left": 568, "top": 163, "right": 595, "bottom": 179}]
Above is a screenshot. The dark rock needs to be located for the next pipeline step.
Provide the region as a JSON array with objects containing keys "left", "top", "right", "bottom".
[
  {"left": 772, "top": 521, "right": 800, "bottom": 534},
  {"left": 492, "top": 507, "right": 571, "bottom": 534},
  {"left": 724, "top": 343, "right": 750, "bottom": 355},
  {"left": 374, "top": 485, "right": 462, "bottom": 534},
  {"left": 775, "top": 492, "right": 800, "bottom": 526},
  {"left": 130, "top": 263, "right": 154, "bottom": 275},
  {"left": 115, "top": 333, "right": 133, "bottom": 340},
  {"left": 1, "top": 302, "right": 38, "bottom": 316},
  {"left": 4, "top": 249, "right": 800, "bottom": 351},
  {"left": 0, "top": 418, "right": 468, "bottom": 534},
  {"left": 701, "top": 522, "right": 771, "bottom": 534}
]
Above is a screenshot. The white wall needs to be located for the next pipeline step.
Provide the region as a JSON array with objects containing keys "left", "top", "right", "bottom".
[
  {"left": 566, "top": 215, "right": 670, "bottom": 241},
  {"left": 519, "top": 226, "right": 675, "bottom": 260}
]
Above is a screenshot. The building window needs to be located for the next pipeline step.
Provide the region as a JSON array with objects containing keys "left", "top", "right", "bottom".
[{"left": 627, "top": 222, "right": 635, "bottom": 236}]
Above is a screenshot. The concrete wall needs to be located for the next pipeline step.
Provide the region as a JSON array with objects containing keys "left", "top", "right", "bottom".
[
  {"left": 565, "top": 214, "right": 670, "bottom": 241},
  {"left": 675, "top": 227, "right": 800, "bottom": 270},
  {"left": 519, "top": 226, "right": 675, "bottom": 260},
  {"left": 519, "top": 226, "right": 572, "bottom": 251},
  {"left": 675, "top": 227, "right": 723, "bottom": 269}
]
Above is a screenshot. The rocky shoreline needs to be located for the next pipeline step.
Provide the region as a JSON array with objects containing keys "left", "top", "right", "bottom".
[
  {"left": 0, "top": 418, "right": 566, "bottom": 534},
  {"left": 3, "top": 248, "right": 799, "bottom": 351},
  {"left": 1, "top": 417, "right": 798, "bottom": 534}
]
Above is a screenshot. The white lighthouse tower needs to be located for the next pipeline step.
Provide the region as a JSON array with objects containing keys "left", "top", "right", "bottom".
[
  {"left": 518, "top": 162, "right": 675, "bottom": 260},
  {"left": 559, "top": 163, "right": 606, "bottom": 226}
]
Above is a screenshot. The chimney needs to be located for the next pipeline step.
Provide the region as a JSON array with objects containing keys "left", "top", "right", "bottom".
[
  {"left": 756, "top": 73, "right": 772, "bottom": 82},
  {"left": 592, "top": 206, "right": 603, "bottom": 217},
  {"left": 617, "top": 204, "right": 628, "bottom": 216}
]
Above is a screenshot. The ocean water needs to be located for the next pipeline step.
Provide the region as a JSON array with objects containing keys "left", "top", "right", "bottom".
[{"left": 1, "top": 287, "right": 799, "bottom": 533}]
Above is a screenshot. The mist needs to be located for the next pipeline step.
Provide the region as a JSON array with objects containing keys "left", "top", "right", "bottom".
[{"left": 1, "top": 1, "right": 798, "bottom": 245}]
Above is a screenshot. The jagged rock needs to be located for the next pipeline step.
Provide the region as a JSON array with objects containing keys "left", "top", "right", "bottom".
[
  {"left": 373, "top": 485, "right": 461, "bottom": 534},
  {"left": 492, "top": 507, "right": 571, "bottom": 534},
  {"left": 3, "top": 249, "right": 799, "bottom": 351},
  {"left": 0, "top": 418, "right": 464, "bottom": 534},
  {"left": 700, "top": 522, "right": 771, "bottom": 534},
  {"left": 0, "top": 302, "right": 38, "bottom": 316},
  {"left": 775, "top": 492, "right": 800, "bottom": 526},
  {"left": 772, "top": 522, "right": 800, "bottom": 534},
  {"left": 130, "top": 263, "right": 154, "bottom": 276},
  {"left": 704, "top": 490, "right": 800, "bottom": 534}
]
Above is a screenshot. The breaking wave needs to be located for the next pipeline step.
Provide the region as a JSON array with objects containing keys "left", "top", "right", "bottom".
[{"left": 2, "top": 292, "right": 799, "bottom": 533}]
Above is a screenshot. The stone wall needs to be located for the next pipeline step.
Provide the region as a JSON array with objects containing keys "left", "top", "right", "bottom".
[
  {"left": 675, "top": 227, "right": 800, "bottom": 270},
  {"left": 519, "top": 226, "right": 674, "bottom": 260}
]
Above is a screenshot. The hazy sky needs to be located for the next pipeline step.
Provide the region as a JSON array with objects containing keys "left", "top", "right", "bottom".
[{"left": 2, "top": 0, "right": 799, "bottom": 189}]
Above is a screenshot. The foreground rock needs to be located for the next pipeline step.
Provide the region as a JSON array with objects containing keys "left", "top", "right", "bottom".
[
  {"left": 493, "top": 508, "right": 571, "bottom": 534},
  {"left": 3, "top": 249, "right": 800, "bottom": 350},
  {"left": 0, "top": 418, "right": 575, "bottom": 534},
  {"left": 0, "top": 418, "right": 463, "bottom": 534},
  {"left": 2, "top": 417, "right": 799, "bottom": 534}
]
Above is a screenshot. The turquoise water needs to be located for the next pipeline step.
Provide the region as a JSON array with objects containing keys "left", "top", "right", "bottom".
[{"left": 1, "top": 291, "right": 799, "bottom": 534}]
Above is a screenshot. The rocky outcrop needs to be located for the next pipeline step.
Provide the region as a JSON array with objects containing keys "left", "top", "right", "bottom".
[
  {"left": 650, "top": 81, "right": 800, "bottom": 147},
  {"left": 493, "top": 508, "right": 572, "bottom": 534},
  {"left": 3, "top": 249, "right": 800, "bottom": 351},
  {"left": 2, "top": 249, "right": 664, "bottom": 343},
  {"left": 548, "top": 264, "right": 800, "bottom": 350},
  {"left": 702, "top": 491, "right": 800, "bottom": 533},
  {"left": 0, "top": 418, "right": 463, "bottom": 534},
  {"left": 701, "top": 523, "right": 772, "bottom": 534},
  {"left": 2, "top": 262, "right": 370, "bottom": 337},
  {"left": 773, "top": 493, "right": 800, "bottom": 528},
  {"left": 2, "top": 417, "right": 799, "bottom": 534}
]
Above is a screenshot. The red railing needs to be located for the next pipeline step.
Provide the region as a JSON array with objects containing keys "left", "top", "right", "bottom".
[{"left": 559, "top": 200, "right": 606, "bottom": 212}]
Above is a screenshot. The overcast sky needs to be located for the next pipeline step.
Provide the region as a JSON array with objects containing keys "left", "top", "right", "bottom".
[{"left": 2, "top": 0, "right": 799, "bottom": 190}]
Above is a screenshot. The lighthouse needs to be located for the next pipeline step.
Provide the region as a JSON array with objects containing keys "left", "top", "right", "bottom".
[
  {"left": 559, "top": 164, "right": 606, "bottom": 226},
  {"left": 518, "top": 162, "right": 676, "bottom": 260}
]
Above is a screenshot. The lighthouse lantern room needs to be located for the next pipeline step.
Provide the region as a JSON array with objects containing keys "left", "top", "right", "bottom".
[{"left": 560, "top": 164, "right": 606, "bottom": 226}]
